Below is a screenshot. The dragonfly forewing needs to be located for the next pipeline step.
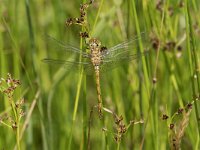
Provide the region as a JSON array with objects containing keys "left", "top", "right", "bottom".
[
  {"left": 42, "top": 58, "right": 95, "bottom": 75},
  {"left": 99, "top": 51, "right": 148, "bottom": 73},
  {"left": 102, "top": 32, "right": 148, "bottom": 59},
  {"left": 45, "top": 35, "right": 90, "bottom": 58}
]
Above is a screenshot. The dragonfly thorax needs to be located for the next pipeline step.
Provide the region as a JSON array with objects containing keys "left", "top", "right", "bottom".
[{"left": 89, "top": 38, "right": 102, "bottom": 68}]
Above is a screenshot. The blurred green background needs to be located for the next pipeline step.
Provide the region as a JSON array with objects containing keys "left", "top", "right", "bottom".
[{"left": 0, "top": 0, "right": 200, "bottom": 149}]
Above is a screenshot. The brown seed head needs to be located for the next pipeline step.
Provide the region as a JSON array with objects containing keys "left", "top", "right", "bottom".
[
  {"left": 177, "top": 108, "right": 184, "bottom": 114},
  {"left": 170, "top": 123, "right": 174, "bottom": 129},
  {"left": 179, "top": 1, "right": 184, "bottom": 7},
  {"left": 66, "top": 18, "right": 74, "bottom": 26},
  {"left": 187, "top": 103, "right": 192, "bottom": 109},
  {"left": 152, "top": 38, "right": 160, "bottom": 50},
  {"left": 80, "top": 31, "right": 89, "bottom": 38},
  {"left": 162, "top": 114, "right": 169, "bottom": 120}
]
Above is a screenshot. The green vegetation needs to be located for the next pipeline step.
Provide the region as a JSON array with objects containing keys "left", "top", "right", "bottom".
[{"left": 0, "top": 0, "right": 200, "bottom": 149}]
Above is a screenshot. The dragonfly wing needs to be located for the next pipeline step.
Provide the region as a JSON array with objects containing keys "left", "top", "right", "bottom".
[
  {"left": 102, "top": 32, "right": 148, "bottom": 60},
  {"left": 100, "top": 51, "right": 148, "bottom": 73},
  {"left": 42, "top": 58, "right": 94, "bottom": 75},
  {"left": 45, "top": 35, "right": 90, "bottom": 58}
]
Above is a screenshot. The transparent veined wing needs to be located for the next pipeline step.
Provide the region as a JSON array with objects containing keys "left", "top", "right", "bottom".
[
  {"left": 101, "top": 32, "right": 147, "bottom": 60},
  {"left": 42, "top": 58, "right": 95, "bottom": 75},
  {"left": 100, "top": 51, "right": 148, "bottom": 73},
  {"left": 45, "top": 35, "right": 90, "bottom": 58}
]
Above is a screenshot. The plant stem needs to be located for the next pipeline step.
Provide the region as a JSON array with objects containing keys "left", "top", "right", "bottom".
[
  {"left": 16, "top": 120, "right": 20, "bottom": 150},
  {"left": 92, "top": 0, "right": 104, "bottom": 35},
  {"left": 10, "top": 99, "right": 20, "bottom": 150},
  {"left": 0, "top": 121, "right": 12, "bottom": 129},
  {"left": 184, "top": 0, "right": 200, "bottom": 134},
  {"left": 68, "top": 26, "right": 85, "bottom": 150},
  {"left": 117, "top": 142, "right": 120, "bottom": 150}
]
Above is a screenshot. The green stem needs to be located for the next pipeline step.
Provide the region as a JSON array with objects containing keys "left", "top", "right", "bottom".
[
  {"left": 132, "top": 0, "right": 150, "bottom": 95},
  {"left": 91, "top": 0, "right": 104, "bottom": 35},
  {"left": 10, "top": 100, "right": 18, "bottom": 121},
  {"left": 184, "top": 0, "right": 200, "bottom": 133},
  {"left": 117, "top": 143, "right": 120, "bottom": 150},
  {"left": 68, "top": 28, "right": 84, "bottom": 150},
  {"left": 0, "top": 121, "right": 12, "bottom": 129},
  {"left": 10, "top": 99, "right": 20, "bottom": 150},
  {"left": 16, "top": 119, "right": 20, "bottom": 150}
]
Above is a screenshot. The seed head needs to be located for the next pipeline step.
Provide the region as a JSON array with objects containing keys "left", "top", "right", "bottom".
[
  {"left": 170, "top": 123, "right": 174, "bottom": 129},
  {"left": 162, "top": 114, "right": 169, "bottom": 120}
]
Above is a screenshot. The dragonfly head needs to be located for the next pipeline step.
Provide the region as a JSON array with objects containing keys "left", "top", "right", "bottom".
[{"left": 88, "top": 38, "right": 101, "bottom": 50}]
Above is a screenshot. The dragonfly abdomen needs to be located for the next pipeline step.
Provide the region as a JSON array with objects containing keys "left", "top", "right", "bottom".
[{"left": 95, "top": 69, "right": 102, "bottom": 116}]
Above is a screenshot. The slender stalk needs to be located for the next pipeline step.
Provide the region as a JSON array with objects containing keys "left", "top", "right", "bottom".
[
  {"left": 82, "top": 74, "right": 87, "bottom": 150},
  {"left": 16, "top": 119, "right": 20, "bottom": 150},
  {"left": 131, "top": 0, "right": 150, "bottom": 95},
  {"left": 20, "top": 90, "right": 40, "bottom": 139},
  {"left": 184, "top": 0, "right": 200, "bottom": 134},
  {"left": 92, "top": 0, "right": 104, "bottom": 35},
  {"left": 126, "top": 0, "right": 130, "bottom": 38},
  {"left": 87, "top": 107, "right": 94, "bottom": 150},
  {"left": 10, "top": 99, "right": 20, "bottom": 150},
  {"left": 68, "top": 69, "right": 84, "bottom": 149},
  {"left": 0, "top": 121, "right": 12, "bottom": 129},
  {"left": 131, "top": 1, "right": 151, "bottom": 149},
  {"left": 10, "top": 100, "right": 18, "bottom": 122},
  {"left": 68, "top": 28, "right": 84, "bottom": 150},
  {"left": 25, "top": 1, "right": 47, "bottom": 150},
  {"left": 117, "top": 142, "right": 120, "bottom": 150}
]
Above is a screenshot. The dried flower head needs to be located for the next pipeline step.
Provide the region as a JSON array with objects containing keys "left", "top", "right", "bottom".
[
  {"left": 177, "top": 108, "right": 184, "bottom": 114},
  {"left": 111, "top": 114, "right": 128, "bottom": 142},
  {"left": 80, "top": 31, "right": 89, "bottom": 38},
  {"left": 162, "top": 114, "right": 169, "bottom": 120},
  {"left": 0, "top": 74, "right": 25, "bottom": 133},
  {"left": 163, "top": 41, "right": 176, "bottom": 51},
  {"left": 168, "top": 6, "right": 174, "bottom": 16},
  {"left": 152, "top": 38, "right": 160, "bottom": 50},
  {"left": 15, "top": 98, "right": 25, "bottom": 108},
  {"left": 170, "top": 123, "right": 174, "bottom": 129},
  {"left": 169, "top": 102, "right": 193, "bottom": 149},
  {"left": 156, "top": 0, "right": 164, "bottom": 12},
  {"left": 66, "top": 18, "right": 74, "bottom": 26},
  {"left": 187, "top": 103, "right": 192, "bottom": 110},
  {"left": 153, "top": 77, "right": 157, "bottom": 84},
  {"left": 177, "top": 45, "right": 182, "bottom": 51},
  {"left": 0, "top": 73, "right": 21, "bottom": 98},
  {"left": 179, "top": 1, "right": 184, "bottom": 7},
  {"left": 65, "top": 0, "right": 94, "bottom": 27},
  {"left": 115, "top": 115, "right": 123, "bottom": 125},
  {"left": 12, "top": 122, "right": 17, "bottom": 130}
]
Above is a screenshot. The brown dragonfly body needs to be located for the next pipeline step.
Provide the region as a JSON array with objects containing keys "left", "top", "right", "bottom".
[{"left": 89, "top": 38, "right": 103, "bottom": 114}]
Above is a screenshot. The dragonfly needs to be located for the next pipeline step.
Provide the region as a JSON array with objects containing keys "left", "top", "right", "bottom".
[{"left": 43, "top": 33, "right": 148, "bottom": 117}]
